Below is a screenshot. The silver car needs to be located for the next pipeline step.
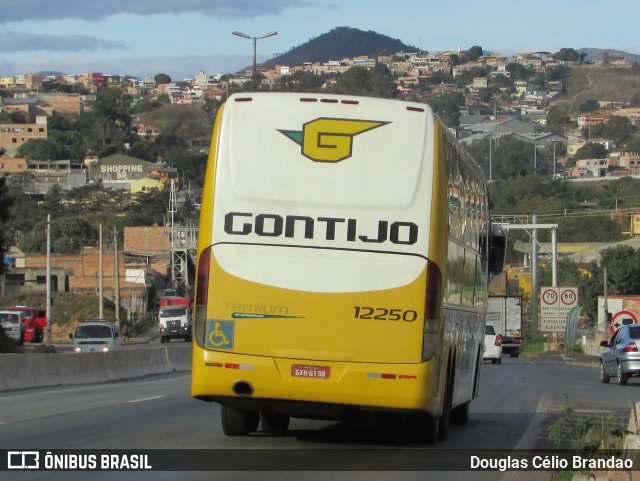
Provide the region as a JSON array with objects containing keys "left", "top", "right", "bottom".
[{"left": 600, "top": 324, "right": 640, "bottom": 385}]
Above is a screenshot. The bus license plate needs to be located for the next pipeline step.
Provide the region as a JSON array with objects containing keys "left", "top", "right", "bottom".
[{"left": 291, "top": 364, "right": 330, "bottom": 379}]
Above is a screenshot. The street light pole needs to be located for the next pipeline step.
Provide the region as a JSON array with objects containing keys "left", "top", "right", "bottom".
[
  {"left": 552, "top": 139, "right": 558, "bottom": 178},
  {"left": 533, "top": 136, "right": 537, "bottom": 174},
  {"left": 489, "top": 134, "right": 492, "bottom": 182},
  {"left": 232, "top": 30, "right": 277, "bottom": 92}
]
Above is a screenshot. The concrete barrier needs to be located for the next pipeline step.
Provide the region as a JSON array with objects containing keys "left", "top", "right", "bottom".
[
  {"left": 165, "top": 344, "right": 192, "bottom": 372},
  {"left": 0, "top": 347, "right": 192, "bottom": 392}
]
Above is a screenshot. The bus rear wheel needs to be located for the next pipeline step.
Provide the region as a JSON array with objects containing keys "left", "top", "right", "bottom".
[
  {"left": 406, "top": 412, "right": 439, "bottom": 444},
  {"left": 221, "top": 406, "right": 259, "bottom": 436},
  {"left": 260, "top": 412, "right": 290, "bottom": 434},
  {"left": 450, "top": 401, "right": 470, "bottom": 425}
]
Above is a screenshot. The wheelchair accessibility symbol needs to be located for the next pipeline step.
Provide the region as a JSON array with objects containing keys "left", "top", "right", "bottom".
[{"left": 205, "top": 320, "right": 235, "bottom": 350}]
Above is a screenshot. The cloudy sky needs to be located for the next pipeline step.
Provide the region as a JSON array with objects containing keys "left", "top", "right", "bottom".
[{"left": 1, "top": 0, "right": 638, "bottom": 80}]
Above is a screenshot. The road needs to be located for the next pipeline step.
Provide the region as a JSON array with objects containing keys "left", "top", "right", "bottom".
[{"left": 0, "top": 353, "right": 636, "bottom": 481}]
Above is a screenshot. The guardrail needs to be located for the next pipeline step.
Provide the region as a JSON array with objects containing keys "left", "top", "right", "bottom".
[{"left": 0, "top": 346, "right": 192, "bottom": 392}]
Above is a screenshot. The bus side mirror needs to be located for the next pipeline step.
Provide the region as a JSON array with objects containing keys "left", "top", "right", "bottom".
[
  {"left": 68, "top": 333, "right": 73, "bottom": 340},
  {"left": 488, "top": 224, "right": 506, "bottom": 277}
]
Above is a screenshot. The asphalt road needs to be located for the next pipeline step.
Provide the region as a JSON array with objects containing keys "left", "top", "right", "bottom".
[{"left": 0, "top": 353, "right": 636, "bottom": 481}]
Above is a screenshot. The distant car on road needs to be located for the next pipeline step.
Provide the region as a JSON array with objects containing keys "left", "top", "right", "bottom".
[
  {"left": 483, "top": 323, "right": 502, "bottom": 364},
  {"left": 600, "top": 324, "right": 640, "bottom": 385}
]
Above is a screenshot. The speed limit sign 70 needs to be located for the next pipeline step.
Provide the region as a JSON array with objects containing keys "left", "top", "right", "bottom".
[{"left": 542, "top": 289, "right": 558, "bottom": 306}]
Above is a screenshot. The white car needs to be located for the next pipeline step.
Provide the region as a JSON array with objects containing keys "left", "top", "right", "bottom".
[{"left": 483, "top": 323, "right": 502, "bottom": 364}]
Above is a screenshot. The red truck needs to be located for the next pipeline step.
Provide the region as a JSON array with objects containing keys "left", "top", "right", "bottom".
[{"left": 6, "top": 306, "right": 46, "bottom": 343}]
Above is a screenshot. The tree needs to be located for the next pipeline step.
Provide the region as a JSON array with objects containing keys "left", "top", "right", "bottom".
[
  {"left": 625, "top": 138, "right": 640, "bottom": 151},
  {"left": 368, "top": 63, "right": 397, "bottom": 98},
  {"left": 579, "top": 99, "right": 600, "bottom": 113},
  {"left": 335, "top": 65, "right": 396, "bottom": 98},
  {"left": 555, "top": 48, "right": 581, "bottom": 62},
  {"left": 579, "top": 246, "right": 640, "bottom": 324},
  {"left": 291, "top": 71, "right": 324, "bottom": 92},
  {"left": 574, "top": 142, "right": 608, "bottom": 160},
  {"left": 505, "top": 62, "right": 530, "bottom": 81},
  {"left": 154, "top": 73, "right": 172, "bottom": 85},
  {"left": 546, "top": 106, "right": 572, "bottom": 134},
  {"left": 17, "top": 138, "right": 67, "bottom": 161},
  {"left": 539, "top": 257, "right": 584, "bottom": 288},
  {"left": 425, "top": 92, "right": 465, "bottom": 128},
  {"left": 586, "top": 115, "right": 636, "bottom": 145},
  {"left": 546, "top": 65, "right": 570, "bottom": 83},
  {"left": 555, "top": 216, "right": 623, "bottom": 243},
  {"left": 468, "top": 45, "right": 483, "bottom": 61}
]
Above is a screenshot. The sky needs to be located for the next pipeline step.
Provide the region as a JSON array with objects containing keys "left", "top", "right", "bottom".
[{"left": 0, "top": 0, "right": 639, "bottom": 81}]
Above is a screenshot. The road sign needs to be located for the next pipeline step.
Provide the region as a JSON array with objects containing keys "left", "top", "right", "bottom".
[
  {"left": 540, "top": 287, "right": 578, "bottom": 332},
  {"left": 610, "top": 310, "right": 639, "bottom": 334}
]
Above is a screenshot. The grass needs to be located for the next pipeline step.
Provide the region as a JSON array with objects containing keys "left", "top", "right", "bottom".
[
  {"left": 519, "top": 338, "right": 547, "bottom": 358},
  {"left": 555, "top": 64, "right": 640, "bottom": 112}
]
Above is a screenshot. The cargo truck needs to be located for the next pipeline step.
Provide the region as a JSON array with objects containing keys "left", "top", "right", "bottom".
[
  {"left": 157, "top": 296, "right": 192, "bottom": 343},
  {"left": 487, "top": 296, "right": 523, "bottom": 357}
]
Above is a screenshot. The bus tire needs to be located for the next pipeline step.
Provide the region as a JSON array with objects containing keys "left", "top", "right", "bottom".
[
  {"left": 410, "top": 412, "right": 439, "bottom": 444},
  {"left": 221, "top": 406, "right": 259, "bottom": 436},
  {"left": 450, "top": 401, "right": 470, "bottom": 425},
  {"left": 260, "top": 412, "right": 290, "bottom": 434},
  {"left": 438, "top": 367, "right": 453, "bottom": 441},
  {"left": 472, "top": 347, "right": 482, "bottom": 398}
]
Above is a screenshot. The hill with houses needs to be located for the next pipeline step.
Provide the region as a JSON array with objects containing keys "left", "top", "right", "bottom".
[{"left": 1, "top": 27, "right": 640, "bottom": 320}]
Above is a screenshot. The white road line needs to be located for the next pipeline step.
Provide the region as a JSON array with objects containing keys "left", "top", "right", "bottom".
[{"left": 128, "top": 395, "right": 165, "bottom": 403}]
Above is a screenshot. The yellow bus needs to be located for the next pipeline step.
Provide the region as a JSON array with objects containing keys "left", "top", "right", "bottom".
[{"left": 192, "top": 93, "right": 505, "bottom": 442}]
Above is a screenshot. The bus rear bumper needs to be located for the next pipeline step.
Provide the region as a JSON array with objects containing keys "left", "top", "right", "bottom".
[{"left": 191, "top": 350, "right": 440, "bottom": 417}]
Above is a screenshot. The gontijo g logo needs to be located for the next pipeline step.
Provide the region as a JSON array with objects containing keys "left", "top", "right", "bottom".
[{"left": 278, "top": 118, "right": 389, "bottom": 163}]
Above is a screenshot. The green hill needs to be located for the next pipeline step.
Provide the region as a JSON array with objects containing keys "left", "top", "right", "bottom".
[
  {"left": 263, "top": 27, "right": 417, "bottom": 68},
  {"left": 553, "top": 64, "right": 640, "bottom": 112}
]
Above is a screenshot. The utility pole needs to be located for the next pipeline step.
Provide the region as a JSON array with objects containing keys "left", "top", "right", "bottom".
[
  {"left": 46, "top": 214, "right": 52, "bottom": 347},
  {"left": 114, "top": 227, "right": 120, "bottom": 327},
  {"left": 488, "top": 134, "right": 492, "bottom": 182},
  {"left": 531, "top": 214, "right": 539, "bottom": 340},
  {"left": 533, "top": 135, "right": 537, "bottom": 174},
  {"left": 603, "top": 266, "right": 609, "bottom": 338},
  {"left": 99, "top": 224, "right": 104, "bottom": 320},
  {"left": 170, "top": 179, "right": 176, "bottom": 290}
]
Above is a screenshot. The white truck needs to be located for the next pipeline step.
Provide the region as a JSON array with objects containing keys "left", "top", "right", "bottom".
[
  {"left": 487, "top": 296, "right": 523, "bottom": 357},
  {"left": 157, "top": 296, "right": 192, "bottom": 343},
  {"left": 0, "top": 311, "right": 23, "bottom": 344}
]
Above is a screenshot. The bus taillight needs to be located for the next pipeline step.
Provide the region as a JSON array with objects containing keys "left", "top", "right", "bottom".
[
  {"left": 194, "top": 246, "right": 212, "bottom": 347},
  {"left": 425, "top": 262, "right": 442, "bottom": 320},
  {"left": 423, "top": 261, "right": 443, "bottom": 361}
]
